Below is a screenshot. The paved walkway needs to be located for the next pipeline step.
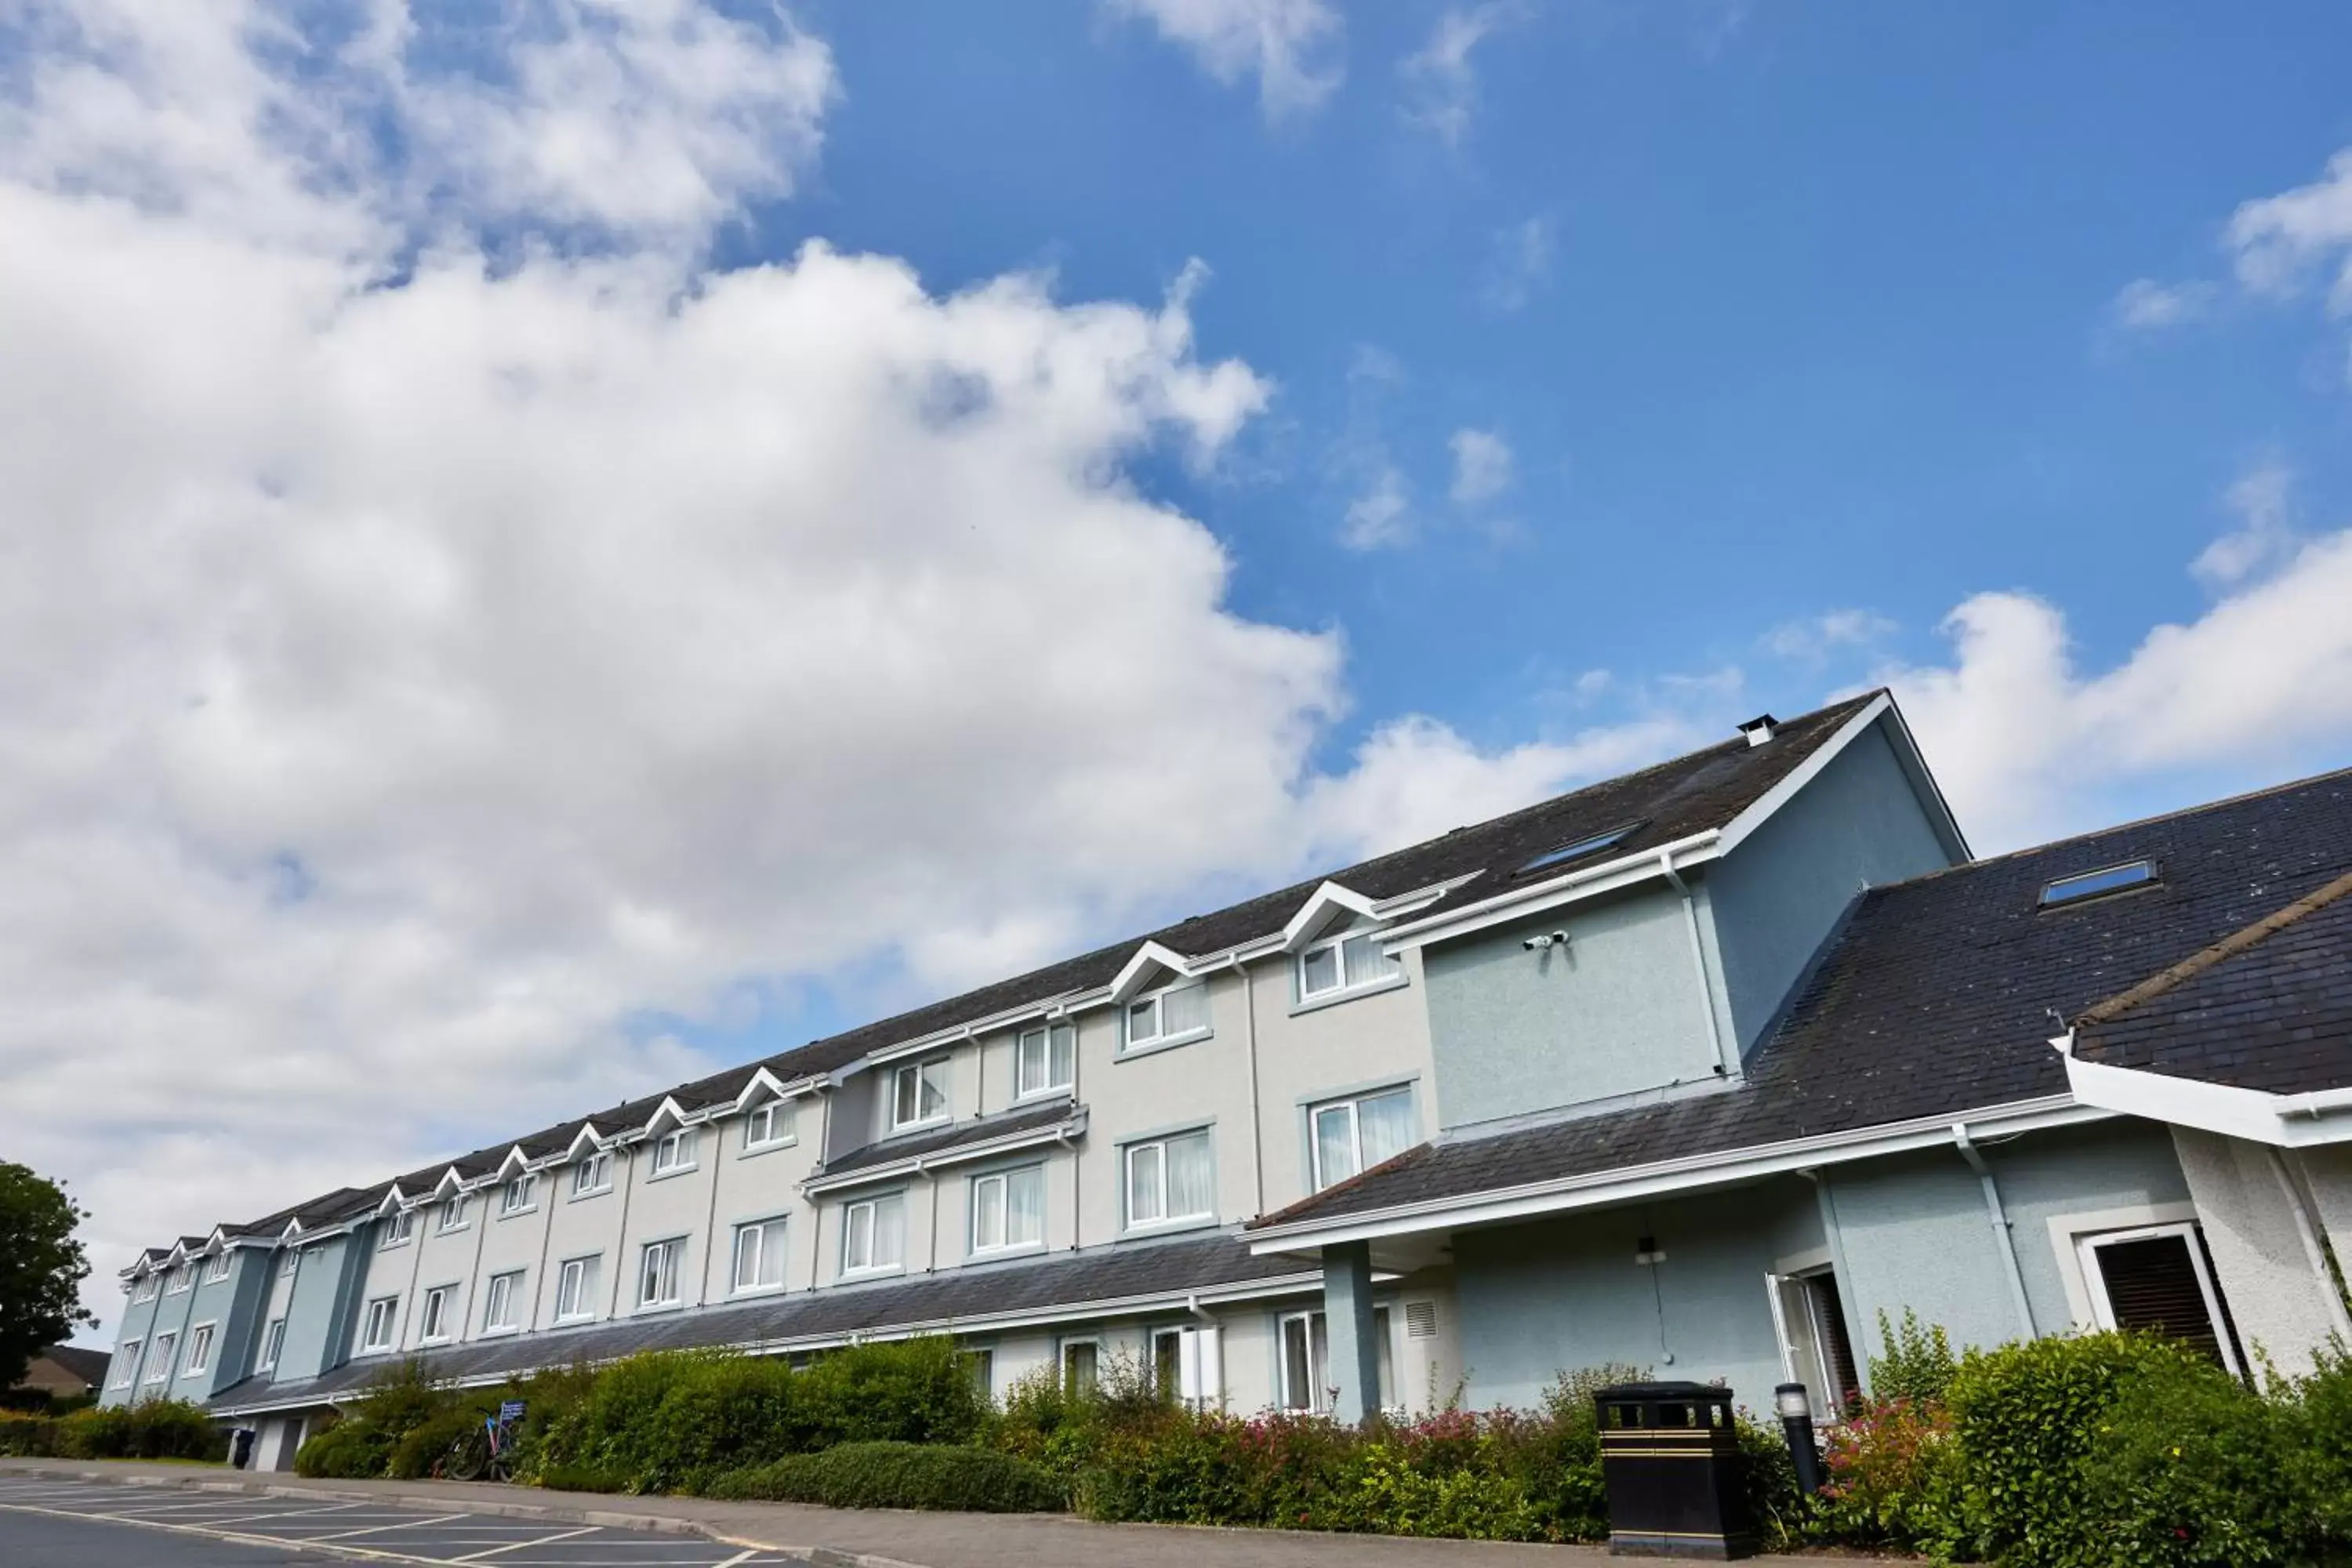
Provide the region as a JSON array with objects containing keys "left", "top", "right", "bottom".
[{"left": 0, "top": 1459, "right": 1825, "bottom": 1565}]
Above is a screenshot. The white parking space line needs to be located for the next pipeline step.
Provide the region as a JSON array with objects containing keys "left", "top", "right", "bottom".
[
  {"left": 306, "top": 1512, "right": 478, "bottom": 1541},
  {"left": 451, "top": 1525, "right": 604, "bottom": 1559}
]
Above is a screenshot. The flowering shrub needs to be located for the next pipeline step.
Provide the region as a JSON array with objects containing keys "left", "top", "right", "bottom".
[{"left": 1808, "top": 1396, "right": 1964, "bottom": 1555}]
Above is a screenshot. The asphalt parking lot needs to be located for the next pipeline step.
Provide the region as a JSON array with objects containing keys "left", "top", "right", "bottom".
[{"left": 0, "top": 1474, "right": 804, "bottom": 1566}]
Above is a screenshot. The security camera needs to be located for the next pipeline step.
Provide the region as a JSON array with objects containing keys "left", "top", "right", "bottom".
[{"left": 1522, "top": 931, "right": 1570, "bottom": 952}]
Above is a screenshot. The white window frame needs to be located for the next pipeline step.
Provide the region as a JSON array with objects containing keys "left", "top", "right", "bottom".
[
  {"left": 382, "top": 1208, "right": 416, "bottom": 1247},
  {"left": 1014, "top": 1022, "right": 1076, "bottom": 1100},
  {"left": 144, "top": 1332, "right": 176, "bottom": 1385},
  {"left": 889, "top": 1058, "right": 951, "bottom": 1131},
  {"left": 1123, "top": 1129, "right": 1215, "bottom": 1230},
  {"left": 649, "top": 1130, "right": 695, "bottom": 1177},
  {"left": 732, "top": 1216, "right": 790, "bottom": 1294},
  {"left": 968, "top": 1165, "right": 1046, "bottom": 1255},
  {"left": 572, "top": 1151, "right": 612, "bottom": 1197},
  {"left": 361, "top": 1295, "right": 398, "bottom": 1352},
  {"left": 742, "top": 1100, "right": 796, "bottom": 1152},
  {"left": 419, "top": 1285, "right": 455, "bottom": 1342},
  {"left": 1121, "top": 980, "right": 1211, "bottom": 1054},
  {"left": 1308, "top": 1085, "right": 1417, "bottom": 1192},
  {"left": 840, "top": 1192, "right": 906, "bottom": 1276},
  {"left": 481, "top": 1269, "right": 524, "bottom": 1333},
  {"left": 2077, "top": 1220, "right": 2242, "bottom": 1377},
  {"left": 499, "top": 1174, "right": 536, "bottom": 1216},
  {"left": 437, "top": 1196, "right": 467, "bottom": 1234},
  {"left": 639, "top": 1238, "right": 684, "bottom": 1308},
  {"left": 281, "top": 1250, "right": 302, "bottom": 1279},
  {"left": 166, "top": 1265, "right": 193, "bottom": 1294},
  {"left": 112, "top": 1341, "right": 141, "bottom": 1388},
  {"left": 554, "top": 1255, "right": 601, "bottom": 1322},
  {"left": 1295, "top": 927, "right": 1403, "bottom": 1004},
  {"left": 182, "top": 1323, "right": 215, "bottom": 1377},
  {"left": 259, "top": 1318, "right": 286, "bottom": 1373},
  {"left": 1060, "top": 1336, "right": 1102, "bottom": 1396},
  {"left": 203, "top": 1252, "right": 231, "bottom": 1284},
  {"left": 1277, "top": 1309, "right": 1328, "bottom": 1414},
  {"left": 131, "top": 1274, "right": 158, "bottom": 1304}
]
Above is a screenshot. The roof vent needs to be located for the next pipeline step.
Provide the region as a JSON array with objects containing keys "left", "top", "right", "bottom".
[{"left": 1737, "top": 713, "right": 1777, "bottom": 747}]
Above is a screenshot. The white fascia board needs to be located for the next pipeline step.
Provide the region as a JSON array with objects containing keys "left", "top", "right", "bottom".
[
  {"left": 493, "top": 1146, "right": 532, "bottom": 1179},
  {"left": 1247, "top": 1095, "right": 2107, "bottom": 1254},
  {"left": 1109, "top": 940, "right": 1196, "bottom": 1005},
  {"left": 731, "top": 1067, "right": 822, "bottom": 1112},
  {"left": 2056, "top": 1033, "right": 2352, "bottom": 1149},
  {"left": 1380, "top": 831, "right": 1723, "bottom": 955},
  {"left": 1280, "top": 882, "right": 1380, "bottom": 953},
  {"left": 430, "top": 1167, "right": 470, "bottom": 1199},
  {"left": 856, "top": 989, "right": 1097, "bottom": 1072},
  {"left": 1878, "top": 694, "right": 1973, "bottom": 862},
  {"left": 1712, "top": 693, "right": 1892, "bottom": 858},
  {"left": 561, "top": 1124, "right": 608, "bottom": 1161},
  {"left": 803, "top": 1111, "right": 1088, "bottom": 1196}
]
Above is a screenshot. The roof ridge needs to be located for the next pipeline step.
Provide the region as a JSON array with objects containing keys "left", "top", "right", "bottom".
[{"left": 2075, "top": 864, "right": 2352, "bottom": 1028}]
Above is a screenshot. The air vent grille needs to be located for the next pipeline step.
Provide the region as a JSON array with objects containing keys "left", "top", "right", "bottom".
[{"left": 1405, "top": 1301, "right": 1439, "bottom": 1339}]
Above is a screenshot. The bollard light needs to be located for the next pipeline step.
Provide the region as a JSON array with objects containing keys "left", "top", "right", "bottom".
[{"left": 1775, "top": 1381, "right": 1825, "bottom": 1497}]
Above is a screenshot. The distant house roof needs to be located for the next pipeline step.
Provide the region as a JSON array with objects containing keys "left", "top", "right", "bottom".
[
  {"left": 151, "top": 691, "right": 1895, "bottom": 1256},
  {"left": 1251, "top": 764, "right": 2352, "bottom": 1241},
  {"left": 18, "top": 1345, "right": 110, "bottom": 1392}
]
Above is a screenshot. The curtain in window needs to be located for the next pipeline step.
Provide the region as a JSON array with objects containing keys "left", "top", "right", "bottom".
[
  {"left": 1160, "top": 984, "right": 1209, "bottom": 1036},
  {"left": 1127, "top": 1144, "right": 1163, "bottom": 1223},
  {"left": 1341, "top": 935, "right": 1399, "bottom": 989},
  {"left": 1314, "top": 1105, "right": 1357, "bottom": 1186},
  {"left": 1007, "top": 1167, "right": 1045, "bottom": 1245},
  {"left": 1356, "top": 1089, "right": 1416, "bottom": 1169},
  {"left": 1167, "top": 1131, "right": 1214, "bottom": 1218},
  {"left": 1048, "top": 1024, "right": 1075, "bottom": 1085},
  {"left": 875, "top": 1195, "right": 906, "bottom": 1266},
  {"left": 974, "top": 1177, "right": 1005, "bottom": 1247},
  {"left": 1301, "top": 946, "right": 1341, "bottom": 994}
]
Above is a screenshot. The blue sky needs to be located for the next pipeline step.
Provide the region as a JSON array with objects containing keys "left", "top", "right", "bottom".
[{"left": 9, "top": 0, "right": 2352, "bottom": 1291}]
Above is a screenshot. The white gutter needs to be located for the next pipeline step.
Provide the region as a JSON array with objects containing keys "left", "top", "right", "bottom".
[
  {"left": 801, "top": 1111, "right": 1087, "bottom": 1196},
  {"left": 2056, "top": 1030, "right": 2352, "bottom": 1149},
  {"left": 1248, "top": 1095, "right": 2106, "bottom": 1252},
  {"left": 1380, "top": 830, "right": 1726, "bottom": 955}
]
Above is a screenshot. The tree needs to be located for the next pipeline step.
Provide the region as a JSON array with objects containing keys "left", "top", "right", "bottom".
[{"left": 0, "top": 1161, "right": 97, "bottom": 1391}]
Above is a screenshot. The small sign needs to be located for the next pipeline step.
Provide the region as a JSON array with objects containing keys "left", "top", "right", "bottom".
[{"left": 499, "top": 1400, "right": 526, "bottom": 1422}]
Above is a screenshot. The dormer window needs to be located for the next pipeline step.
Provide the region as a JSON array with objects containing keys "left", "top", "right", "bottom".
[
  {"left": 742, "top": 1101, "right": 796, "bottom": 1151},
  {"left": 1123, "top": 981, "right": 1210, "bottom": 1053},
  {"left": 437, "top": 1196, "right": 466, "bottom": 1233},
  {"left": 572, "top": 1151, "right": 612, "bottom": 1196},
  {"left": 1297, "top": 930, "right": 1403, "bottom": 1003},
  {"left": 1014, "top": 1023, "right": 1076, "bottom": 1098},
  {"left": 131, "top": 1273, "right": 158, "bottom": 1303},
  {"left": 2038, "top": 860, "right": 2158, "bottom": 909},
  {"left": 891, "top": 1059, "right": 950, "bottom": 1130},
  {"left": 499, "top": 1174, "right": 535, "bottom": 1215},
  {"left": 166, "top": 1265, "right": 193, "bottom": 1294},
  {"left": 382, "top": 1208, "right": 416, "bottom": 1247},
  {"left": 203, "top": 1252, "right": 231, "bottom": 1284},
  {"left": 650, "top": 1129, "right": 694, "bottom": 1175}
]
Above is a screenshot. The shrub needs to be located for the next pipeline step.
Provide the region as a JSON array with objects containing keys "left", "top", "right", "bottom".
[
  {"left": 387, "top": 1402, "right": 499, "bottom": 1480},
  {"left": 2291, "top": 1340, "right": 2352, "bottom": 1544},
  {"left": 706, "top": 1442, "right": 1065, "bottom": 1512},
  {"left": 294, "top": 1417, "right": 385, "bottom": 1479},
  {"left": 1807, "top": 1396, "right": 1964, "bottom": 1555},
  {"left": 1871, "top": 1308, "right": 1958, "bottom": 1407},
  {"left": 528, "top": 1461, "right": 631, "bottom": 1494},
  {"left": 292, "top": 1360, "right": 456, "bottom": 1478},
  {"left": 0, "top": 1410, "right": 60, "bottom": 1456},
  {"left": 54, "top": 1399, "right": 225, "bottom": 1461}
]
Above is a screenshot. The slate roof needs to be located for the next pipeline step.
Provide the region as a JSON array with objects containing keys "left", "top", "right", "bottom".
[
  {"left": 206, "top": 1232, "right": 1315, "bottom": 1414},
  {"left": 2071, "top": 866, "right": 2352, "bottom": 1096},
  {"left": 28, "top": 1345, "right": 111, "bottom": 1388},
  {"left": 161, "top": 692, "right": 1884, "bottom": 1251},
  {"left": 1255, "top": 764, "right": 2352, "bottom": 1232},
  {"left": 817, "top": 1098, "right": 1082, "bottom": 1179}
]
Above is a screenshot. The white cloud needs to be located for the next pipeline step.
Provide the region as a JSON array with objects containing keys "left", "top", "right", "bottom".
[
  {"left": 1104, "top": 0, "right": 1343, "bottom": 120},
  {"left": 1761, "top": 608, "right": 1897, "bottom": 662},
  {"left": 1882, "top": 528, "right": 2352, "bottom": 851},
  {"left": 1477, "top": 215, "right": 1553, "bottom": 313},
  {"left": 1, "top": 1, "right": 1640, "bottom": 1325},
  {"left": 2111, "top": 278, "right": 2215, "bottom": 331},
  {"left": 2192, "top": 458, "right": 2299, "bottom": 589},
  {"left": 1448, "top": 427, "right": 1513, "bottom": 505},
  {"left": 1398, "top": 3, "right": 1529, "bottom": 147},
  {"left": 1343, "top": 463, "right": 1414, "bottom": 550},
  {"left": 2226, "top": 147, "right": 2352, "bottom": 307}
]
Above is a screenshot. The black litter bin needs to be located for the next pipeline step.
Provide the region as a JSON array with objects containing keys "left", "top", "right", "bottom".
[{"left": 1593, "top": 1381, "right": 1755, "bottom": 1559}]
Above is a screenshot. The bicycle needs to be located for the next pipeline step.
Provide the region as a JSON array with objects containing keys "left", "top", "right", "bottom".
[{"left": 440, "top": 1400, "right": 524, "bottom": 1483}]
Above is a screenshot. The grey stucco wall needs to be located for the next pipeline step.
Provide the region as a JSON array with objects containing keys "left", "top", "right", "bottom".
[
  {"left": 1702, "top": 720, "right": 1955, "bottom": 1054},
  {"left": 1421, "top": 886, "right": 1719, "bottom": 1131}
]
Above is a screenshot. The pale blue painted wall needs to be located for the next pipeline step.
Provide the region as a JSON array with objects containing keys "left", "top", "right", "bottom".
[
  {"left": 172, "top": 1252, "right": 273, "bottom": 1400},
  {"left": 1983, "top": 1119, "right": 2194, "bottom": 1334},
  {"left": 100, "top": 1283, "right": 166, "bottom": 1407},
  {"left": 1421, "top": 887, "right": 1719, "bottom": 1131},
  {"left": 1702, "top": 721, "right": 1956, "bottom": 1054},
  {"left": 274, "top": 1234, "right": 369, "bottom": 1381}
]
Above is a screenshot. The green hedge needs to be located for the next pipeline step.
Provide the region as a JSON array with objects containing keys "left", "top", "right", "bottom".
[
  {"left": 0, "top": 1399, "right": 227, "bottom": 1461},
  {"left": 704, "top": 1442, "right": 1065, "bottom": 1512},
  {"left": 0, "top": 1410, "right": 60, "bottom": 1456}
]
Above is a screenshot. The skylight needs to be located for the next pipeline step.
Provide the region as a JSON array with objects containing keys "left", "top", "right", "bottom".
[
  {"left": 2038, "top": 860, "right": 2158, "bottom": 909},
  {"left": 1516, "top": 822, "right": 1644, "bottom": 877}
]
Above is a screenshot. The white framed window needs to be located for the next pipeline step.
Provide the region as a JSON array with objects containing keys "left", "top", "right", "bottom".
[
  {"left": 482, "top": 1270, "right": 524, "bottom": 1332},
  {"left": 361, "top": 1295, "right": 398, "bottom": 1352},
  {"left": 500, "top": 1174, "right": 536, "bottom": 1215},
  {"left": 112, "top": 1341, "right": 140, "bottom": 1388},
  {"left": 419, "top": 1285, "right": 454, "bottom": 1341},
  {"left": 2077, "top": 1221, "right": 2241, "bottom": 1376},
  {"left": 572, "top": 1152, "right": 612, "bottom": 1196},
  {"left": 554, "top": 1256, "right": 601, "bottom": 1321},
  {"left": 437, "top": 1197, "right": 467, "bottom": 1233},
  {"left": 640, "top": 1239, "right": 684, "bottom": 1307},
  {"left": 840, "top": 1193, "right": 907, "bottom": 1275},
  {"left": 1061, "top": 1338, "right": 1100, "bottom": 1397},
  {"left": 743, "top": 1100, "right": 796, "bottom": 1151},
  {"left": 383, "top": 1208, "right": 416, "bottom": 1247},
  {"left": 650, "top": 1130, "right": 695, "bottom": 1176},
  {"left": 1768, "top": 1266, "right": 1863, "bottom": 1419},
  {"left": 1278, "top": 1310, "right": 1328, "bottom": 1413},
  {"left": 281, "top": 1250, "right": 302, "bottom": 1279},
  {"left": 732, "top": 1218, "right": 789, "bottom": 1293},
  {"left": 1125, "top": 1129, "right": 1214, "bottom": 1229},
  {"left": 890, "top": 1059, "right": 950, "bottom": 1130},
  {"left": 144, "top": 1332, "right": 176, "bottom": 1384},
  {"left": 1123, "top": 981, "right": 1210, "bottom": 1052},
  {"left": 166, "top": 1265, "right": 193, "bottom": 1294},
  {"left": 259, "top": 1319, "right": 285, "bottom": 1373},
  {"left": 1297, "top": 930, "right": 1403, "bottom": 1003},
  {"left": 1014, "top": 1023, "right": 1076, "bottom": 1099},
  {"left": 1308, "top": 1086, "right": 1417, "bottom": 1191},
  {"left": 970, "top": 1166, "right": 1047, "bottom": 1254},
  {"left": 132, "top": 1274, "right": 158, "bottom": 1304},
  {"left": 203, "top": 1252, "right": 231, "bottom": 1284},
  {"left": 182, "top": 1323, "right": 215, "bottom": 1377}
]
